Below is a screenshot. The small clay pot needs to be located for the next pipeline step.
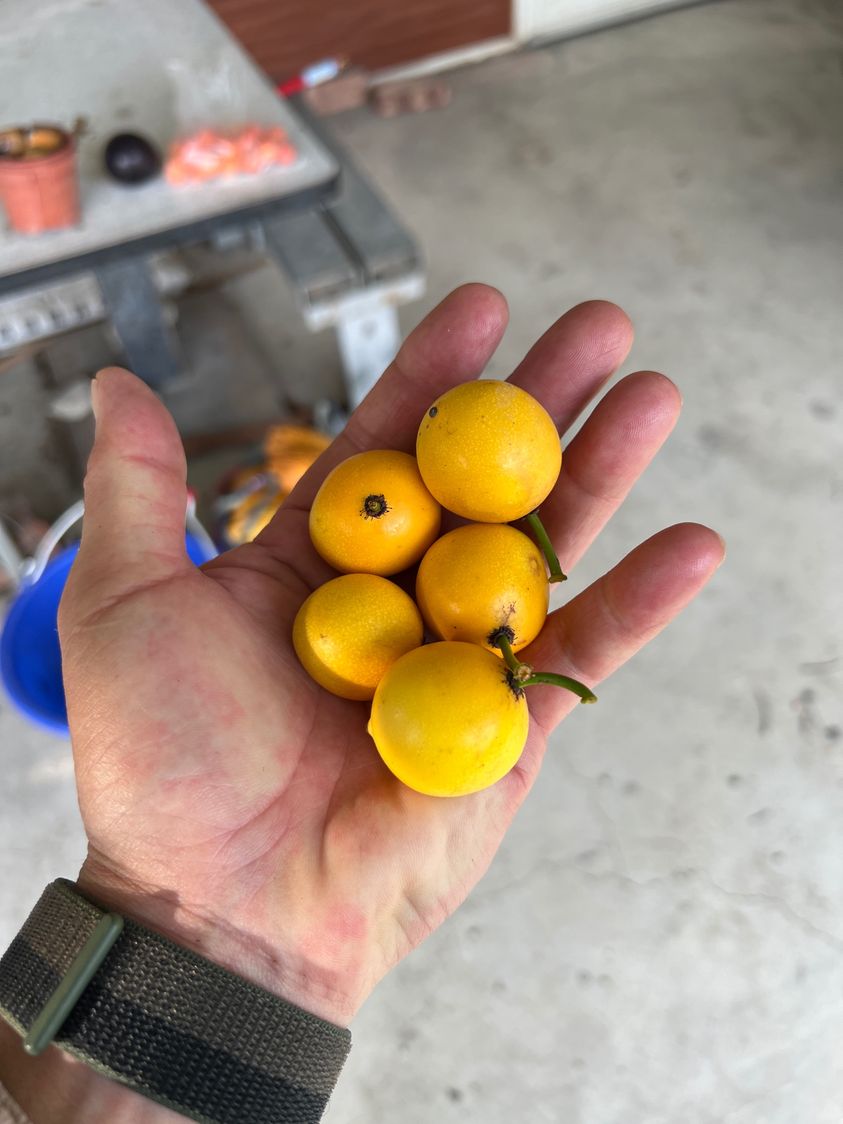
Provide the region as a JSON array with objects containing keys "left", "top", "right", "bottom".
[{"left": 0, "top": 124, "right": 80, "bottom": 235}]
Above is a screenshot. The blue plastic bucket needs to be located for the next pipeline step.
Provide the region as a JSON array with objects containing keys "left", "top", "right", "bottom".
[{"left": 1, "top": 535, "right": 214, "bottom": 735}]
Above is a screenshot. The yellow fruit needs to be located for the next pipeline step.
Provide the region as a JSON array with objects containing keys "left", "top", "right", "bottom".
[
  {"left": 309, "top": 450, "right": 441, "bottom": 576},
  {"left": 224, "top": 476, "right": 284, "bottom": 546},
  {"left": 222, "top": 425, "right": 331, "bottom": 546},
  {"left": 368, "top": 642, "right": 529, "bottom": 797},
  {"left": 416, "top": 380, "right": 562, "bottom": 522},
  {"left": 293, "top": 574, "right": 423, "bottom": 700},
  {"left": 264, "top": 424, "right": 331, "bottom": 493},
  {"left": 416, "top": 523, "right": 548, "bottom": 653}
]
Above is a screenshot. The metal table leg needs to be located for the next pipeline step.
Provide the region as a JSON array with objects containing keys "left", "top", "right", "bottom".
[{"left": 94, "top": 257, "right": 182, "bottom": 387}]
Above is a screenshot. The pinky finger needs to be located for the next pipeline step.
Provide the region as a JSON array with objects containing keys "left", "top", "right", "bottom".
[{"left": 513, "top": 522, "right": 725, "bottom": 779}]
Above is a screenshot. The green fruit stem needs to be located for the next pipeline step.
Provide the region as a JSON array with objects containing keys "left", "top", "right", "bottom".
[
  {"left": 493, "top": 631, "right": 597, "bottom": 705},
  {"left": 523, "top": 511, "right": 567, "bottom": 583},
  {"left": 519, "top": 671, "right": 597, "bottom": 702}
]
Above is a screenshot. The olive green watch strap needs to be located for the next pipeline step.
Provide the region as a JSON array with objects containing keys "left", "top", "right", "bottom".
[{"left": 0, "top": 880, "right": 351, "bottom": 1123}]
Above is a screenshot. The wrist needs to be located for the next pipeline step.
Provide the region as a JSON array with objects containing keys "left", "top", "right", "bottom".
[
  {"left": 76, "top": 856, "right": 367, "bottom": 1027},
  {"left": 2, "top": 875, "right": 355, "bottom": 1123},
  {"left": 0, "top": 1020, "right": 184, "bottom": 1124}
]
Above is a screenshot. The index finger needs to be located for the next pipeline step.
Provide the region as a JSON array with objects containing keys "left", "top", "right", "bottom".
[{"left": 284, "top": 283, "right": 509, "bottom": 512}]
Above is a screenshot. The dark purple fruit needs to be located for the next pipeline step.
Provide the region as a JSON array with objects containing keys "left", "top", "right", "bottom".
[{"left": 104, "top": 133, "right": 161, "bottom": 185}]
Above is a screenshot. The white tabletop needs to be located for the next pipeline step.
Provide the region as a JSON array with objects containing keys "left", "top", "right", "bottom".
[{"left": 0, "top": 0, "right": 339, "bottom": 281}]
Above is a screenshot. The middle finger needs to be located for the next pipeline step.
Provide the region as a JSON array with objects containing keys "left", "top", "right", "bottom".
[{"left": 540, "top": 370, "right": 682, "bottom": 572}]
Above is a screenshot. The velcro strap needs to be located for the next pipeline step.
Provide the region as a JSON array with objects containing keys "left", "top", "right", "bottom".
[{"left": 0, "top": 880, "right": 351, "bottom": 1123}]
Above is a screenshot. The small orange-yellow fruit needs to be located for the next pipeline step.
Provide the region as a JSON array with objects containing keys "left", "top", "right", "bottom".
[
  {"left": 416, "top": 523, "right": 548, "bottom": 653},
  {"left": 293, "top": 574, "right": 423, "bottom": 700},
  {"left": 368, "top": 641, "right": 529, "bottom": 797},
  {"left": 416, "top": 380, "right": 561, "bottom": 522},
  {"left": 309, "top": 450, "right": 441, "bottom": 575}
]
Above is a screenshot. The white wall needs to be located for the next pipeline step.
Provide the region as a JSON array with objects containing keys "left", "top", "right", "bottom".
[{"left": 516, "top": 0, "right": 693, "bottom": 41}]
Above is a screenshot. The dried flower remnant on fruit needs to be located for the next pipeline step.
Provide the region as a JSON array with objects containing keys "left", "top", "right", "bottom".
[
  {"left": 488, "top": 624, "right": 516, "bottom": 650},
  {"left": 362, "top": 494, "right": 389, "bottom": 519}
]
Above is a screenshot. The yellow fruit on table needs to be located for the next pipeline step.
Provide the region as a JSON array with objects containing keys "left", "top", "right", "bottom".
[
  {"left": 416, "top": 380, "right": 562, "bottom": 522},
  {"left": 416, "top": 523, "right": 549, "bottom": 653},
  {"left": 368, "top": 642, "right": 530, "bottom": 797},
  {"left": 309, "top": 450, "right": 441, "bottom": 576},
  {"left": 293, "top": 574, "right": 423, "bottom": 700}
]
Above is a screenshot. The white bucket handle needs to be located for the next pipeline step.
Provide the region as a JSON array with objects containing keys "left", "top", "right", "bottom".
[{"left": 13, "top": 495, "right": 216, "bottom": 589}]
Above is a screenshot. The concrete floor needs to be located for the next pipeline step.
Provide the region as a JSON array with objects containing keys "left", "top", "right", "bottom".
[{"left": 2, "top": 0, "right": 843, "bottom": 1119}]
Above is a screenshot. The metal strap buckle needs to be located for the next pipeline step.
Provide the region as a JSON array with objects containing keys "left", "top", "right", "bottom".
[{"left": 23, "top": 912, "right": 123, "bottom": 1056}]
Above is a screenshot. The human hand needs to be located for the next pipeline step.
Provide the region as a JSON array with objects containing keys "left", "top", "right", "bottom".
[{"left": 58, "top": 284, "right": 723, "bottom": 1029}]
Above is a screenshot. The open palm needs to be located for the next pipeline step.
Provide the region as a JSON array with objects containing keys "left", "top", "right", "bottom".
[{"left": 58, "top": 285, "right": 722, "bottom": 1027}]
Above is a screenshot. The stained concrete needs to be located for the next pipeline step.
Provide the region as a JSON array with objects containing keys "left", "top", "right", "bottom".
[{"left": 2, "top": 0, "right": 843, "bottom": 1120}]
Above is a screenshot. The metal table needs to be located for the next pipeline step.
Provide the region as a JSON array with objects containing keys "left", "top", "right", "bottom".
[{"left": 0, "top": 0, "right": 340, "bottom": 386}]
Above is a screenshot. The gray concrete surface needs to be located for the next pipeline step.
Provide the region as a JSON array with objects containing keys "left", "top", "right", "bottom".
[{"left": 2, "top": 0, "right": 843, "bottom": 1120}]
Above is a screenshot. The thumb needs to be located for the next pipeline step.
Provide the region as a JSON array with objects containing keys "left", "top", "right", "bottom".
[{"left": 60, "top": 367, "right": 190, "bottom": 629}]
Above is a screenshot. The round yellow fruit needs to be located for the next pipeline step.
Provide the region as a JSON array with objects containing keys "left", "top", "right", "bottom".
[
  {"left": 293, "top": 574, "right": 423, "bottom": 701},
  {"left": 368, "top": 642, "right": 530, "bottom": 797},
  {"left": 416, "top": 380, "right": 562, "bottom": 522},
  {"left": 309, "top": 450, "right": 441, "bottom": 576},
  {"left": 415, "top": 523, "right": 548, "bottom": 653}
]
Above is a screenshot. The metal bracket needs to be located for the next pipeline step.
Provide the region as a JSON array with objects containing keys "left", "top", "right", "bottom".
[{"left": 323, "top": 275, "right": 425, "bottom": 409}]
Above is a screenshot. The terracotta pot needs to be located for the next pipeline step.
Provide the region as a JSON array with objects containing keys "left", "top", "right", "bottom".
[{"left": 0, "top": 127, "right": 80, "bottom": 235}]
